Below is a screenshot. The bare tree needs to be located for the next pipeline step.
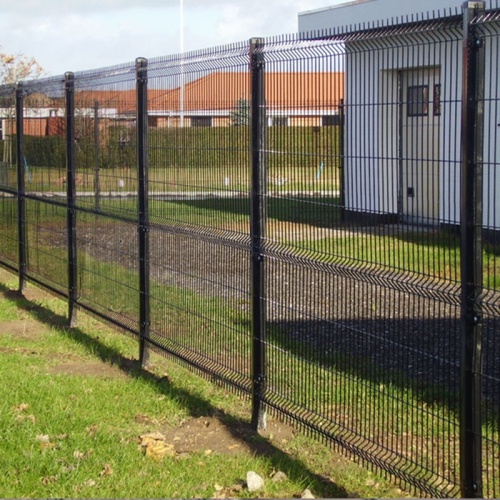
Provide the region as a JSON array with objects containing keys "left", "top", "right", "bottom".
[
  {"left": 1, "top": 49, "right": 45, "bottom": 85},
  {"left": 1, "top": 48, "right": 45, "bottom": 163}
]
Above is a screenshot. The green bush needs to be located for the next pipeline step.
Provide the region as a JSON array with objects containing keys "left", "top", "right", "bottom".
[
  {"left": 22, "top": 135, "right": 66, "bottom": 168},
  {"left": 6, "top": 124, "right": 341, "bottom": 171},
  {"left": 147, "top": 125, "right": 340, "bottom": 169}
]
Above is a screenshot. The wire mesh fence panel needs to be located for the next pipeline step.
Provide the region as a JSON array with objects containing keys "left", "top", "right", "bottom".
[
  {"left": 76, "top": 214, "right": 140, "bottom": 334},
  {"left": 475, "top": 8, "right": 500, "bottom": 498},
  {"left": 72, "top": 63, "right": 138, "bottom": 220},
  {"left": 68, "top": 64, "right": 141, "bottom": 333},
  {"left": 19, "top": 77, "right": 68, "bottom": 197},
  {"left": 259, "top": 23, "right": 468, "bottom": 496},
  {"left": 10, "top": 77, "right": 69, "bottom": 294},
  {"left": 0, "top": 194, "right": 18, "bottom": 270},
  {"left": 23, "top": 198, "right": 68, "bottom": 294},
  {"left": 146, "top": 45, "right": 253, "bottom": 388}
]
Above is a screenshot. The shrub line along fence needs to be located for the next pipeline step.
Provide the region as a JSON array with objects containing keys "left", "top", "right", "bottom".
[{"left": 0, "top": 2, "right": 499, "bottom": 497}]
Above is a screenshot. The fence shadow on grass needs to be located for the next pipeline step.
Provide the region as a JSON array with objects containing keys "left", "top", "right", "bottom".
[
  {"left": 167, "top": 195, "right": 342, "bottom": 228},
  {"left": 0, "top": 280, "right": 350, "bottom": 499}
]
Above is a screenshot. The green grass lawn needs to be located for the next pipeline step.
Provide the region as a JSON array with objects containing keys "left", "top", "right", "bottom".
[
  {"left": 0, "top": 268, "right": 407, "bottom": 499},
  {"left": 1, "top": 171, "right": 499, "bottom": 497}
]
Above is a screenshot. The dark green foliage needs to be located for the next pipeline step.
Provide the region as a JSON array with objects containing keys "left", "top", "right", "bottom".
[
  {"left": 7, "top": 124, "right": 340, "bottom": 172},
  {"left": 147, "top": 125, "right": 340, "bottom": 170},
  {"left": 76, "top": 124, "right": 137, "bottom": 170},
  {"left": 230, "top": 97, "right": 250, "bottom": 126},
  {"left": 23, "top": 135, "right": 66, "bottom": 168}
]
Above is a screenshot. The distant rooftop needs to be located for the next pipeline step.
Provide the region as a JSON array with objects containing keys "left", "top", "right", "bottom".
[
  {"left": 299, "top": 0, "right": 374, "bottom": 17},
  {"left": 297, "top": 0, "right": 490, "bottom": 33}
]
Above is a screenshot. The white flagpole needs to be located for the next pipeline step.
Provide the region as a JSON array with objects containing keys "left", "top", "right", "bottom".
[{"left": 180, "top": 0, "right": 185, "bottom": 128}]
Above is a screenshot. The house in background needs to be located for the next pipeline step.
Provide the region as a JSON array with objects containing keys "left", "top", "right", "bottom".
[
  {"left": 1, "top": 71, "right": 344, "bottom": 141},
  {"left": 299, "top": 0, "right": 500, "bottom": 231},
  {"left": 146, "top": 71, "right": 344, "bottom": 128}
]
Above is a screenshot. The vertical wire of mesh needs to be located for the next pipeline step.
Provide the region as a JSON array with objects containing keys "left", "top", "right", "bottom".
[{"left": 145, "top": 43, "right": 253, "bottom": 390}]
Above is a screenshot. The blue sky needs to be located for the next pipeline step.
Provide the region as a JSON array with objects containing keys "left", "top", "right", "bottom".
[{"left": 0, "top": 0, "right": 345, "bottom": 76}]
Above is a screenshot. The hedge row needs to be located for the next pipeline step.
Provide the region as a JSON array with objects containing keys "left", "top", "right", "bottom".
[
  {"left": 148, "top": 126, "right": 341, "bottom": 170},
  {"left": 2, "top": 124, "right": 341, "bottom": 171}
]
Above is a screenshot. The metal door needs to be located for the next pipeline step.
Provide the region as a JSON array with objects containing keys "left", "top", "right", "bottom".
[{"left": 400, "top": 68, "right": 441, "bottom": 222}]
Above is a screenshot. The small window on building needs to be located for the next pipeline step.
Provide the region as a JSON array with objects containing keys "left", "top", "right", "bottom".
[
  {"left": 407, "top": 85, "right": 429, "bottom": 117},
  {"left": 433, "top": 84, "right": 441, "bottom": 116},
  {"left": 191, "top": 116, "right": 212, "bottom": 127},
  {"left": 272, "top": 117, "right": 288, "bottom": 127},
  {"left": 49, "top": 109, "right": 58, "bottom": 117},
  {"left": 322, "top": 115, "right": 340, "bottom": 127},
  {"left": 0, "top": 120, "right": 3, "bottom": 140}
]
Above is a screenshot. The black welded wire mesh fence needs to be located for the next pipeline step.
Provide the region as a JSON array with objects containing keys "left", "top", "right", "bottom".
[
  {"left": 260, "top": 25, "right": 465, "bottom": 497},
  {"left": 0, "top": 83, "right": 18, "bottom": 271},
  {"left": 0, "top": 2, "right": 499, "bottom": 498},
  {"left": 145, "top": 43, "right": 253, "bottom": 388}
]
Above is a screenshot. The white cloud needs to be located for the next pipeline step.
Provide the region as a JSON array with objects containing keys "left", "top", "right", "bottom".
[{"left": 0, "top": 0, "right": 345, "bottom": 75}]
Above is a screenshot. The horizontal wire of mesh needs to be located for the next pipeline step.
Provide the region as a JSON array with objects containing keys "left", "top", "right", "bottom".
[
  {"left": 145, "top": 44, "right": 252, "bottom": 389},
  {"left": 259, "top": 26, "right": 468, "bottom": 496}
]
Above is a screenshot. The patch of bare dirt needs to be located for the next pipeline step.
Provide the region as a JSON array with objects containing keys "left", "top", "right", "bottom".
[
  {"left": 0, "top": 319, "right": 49, "bottom": 340},
  {"left": 137, "top": 414, "right": 296, "bottom": 458},
  {"left": 0, "top": 282, "right": 51, "bottom": 303},
  {"left": 22, "top": 285, "right": 53, "bottom": 302}
]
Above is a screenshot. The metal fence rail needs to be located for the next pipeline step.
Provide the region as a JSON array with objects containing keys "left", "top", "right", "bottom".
[{"left": 0, "top": 2, "right": 498, "bottom": 497}]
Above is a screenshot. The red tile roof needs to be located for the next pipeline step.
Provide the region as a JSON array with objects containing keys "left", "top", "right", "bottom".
[{"left": 73, "top": 71, "right": 344, "bottom": 114}]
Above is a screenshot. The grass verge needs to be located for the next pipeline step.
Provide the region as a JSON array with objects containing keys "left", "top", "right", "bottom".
[{"left": 0, "top": 268, "right": 406, "bottom": 499}]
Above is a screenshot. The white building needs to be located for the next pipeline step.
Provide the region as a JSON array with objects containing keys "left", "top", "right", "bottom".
[{"left": 299, "top": 0, "right": 500, "bottom": 231}]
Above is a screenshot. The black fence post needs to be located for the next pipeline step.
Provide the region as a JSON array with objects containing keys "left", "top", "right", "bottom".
[
  {"left": 15, "top": 83, "right": 27, "bottom": 294},
  {"left": 136, "top": 57, "right": 151, "bottom": 368},
  {"left": 460, "top": 2, "right": 485, "bottom": 498},
  {"left": 250, "top": 37, "right": 267, "bottom": 431},
  {"left": 65, "top": 72, "right": 78, "bottom": 328}
]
